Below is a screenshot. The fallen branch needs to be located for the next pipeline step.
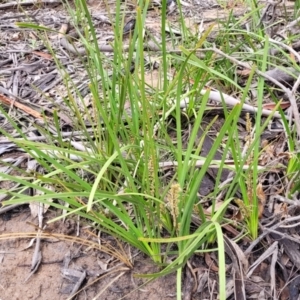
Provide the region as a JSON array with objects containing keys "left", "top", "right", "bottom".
[
  {"left": 199, "top": 88, "right": 287, "bottom": 119},
  {"left": 0, "top": 0, "right": 62, "bottom": 10}
]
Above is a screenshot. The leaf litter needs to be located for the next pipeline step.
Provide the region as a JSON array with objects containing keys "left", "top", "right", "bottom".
[{"left": 0, "top": 0, "right": 300, "bottom": 299}]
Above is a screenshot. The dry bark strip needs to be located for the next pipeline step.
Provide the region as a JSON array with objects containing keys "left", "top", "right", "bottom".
[{"left": 0, "top": 93, "right": 45, "bottom": 120}]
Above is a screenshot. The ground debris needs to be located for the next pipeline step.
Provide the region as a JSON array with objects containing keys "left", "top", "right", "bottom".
[{"left": 1, "top": 0, "right": 300, "bottom": 299}]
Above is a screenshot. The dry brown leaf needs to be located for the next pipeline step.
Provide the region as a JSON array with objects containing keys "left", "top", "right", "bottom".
[
  {"left": 205, "top": 253, "right": 219, "bottom": 272},
  {"left": 280, "top": 253, "right": 290, "bottom": 266},
  {"left": 223, "top": 224, "right": 252, "bottom": 243},
  {"left": 205, "top": 201, "right": 225, "bottom": 214},
  {"left": 256, "top": 183, "right": 266, "bottom": 202},
  {"left": 279, "top": 277, "right": 290, "bottom": 300},
  {"left": 278, "top": 152, "right": 292, "bottom": 160},
  {"left": 273, "top": 202, "right": 288, "bottom": 216},
  {"left": 234, "top": 199, "right": 251, "bottom": 221},
  {"left": 236, "top": 68, "right": 252, "bottom": 77},
  {"left": 260, "top": 142, "right": 275, "bottom": 166},
  {"left": 290, "top": 51, "right": 296, "bottom": 62},
  {"left": 32, "top": 51, "right": 53, "bottom": 60},
  {"left": 256, "top": 183, "right": 266, "bottom": 218},
  {"left": 58, "top": 23, "right": 69, "bottom": 38},
  {"left": 262, "top": 101, "right": 290, "bottom": 110}
]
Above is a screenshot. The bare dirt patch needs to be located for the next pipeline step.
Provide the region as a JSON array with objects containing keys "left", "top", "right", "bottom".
[{"left": 1, "top": 209, "right": 177, "bottom": 300}]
